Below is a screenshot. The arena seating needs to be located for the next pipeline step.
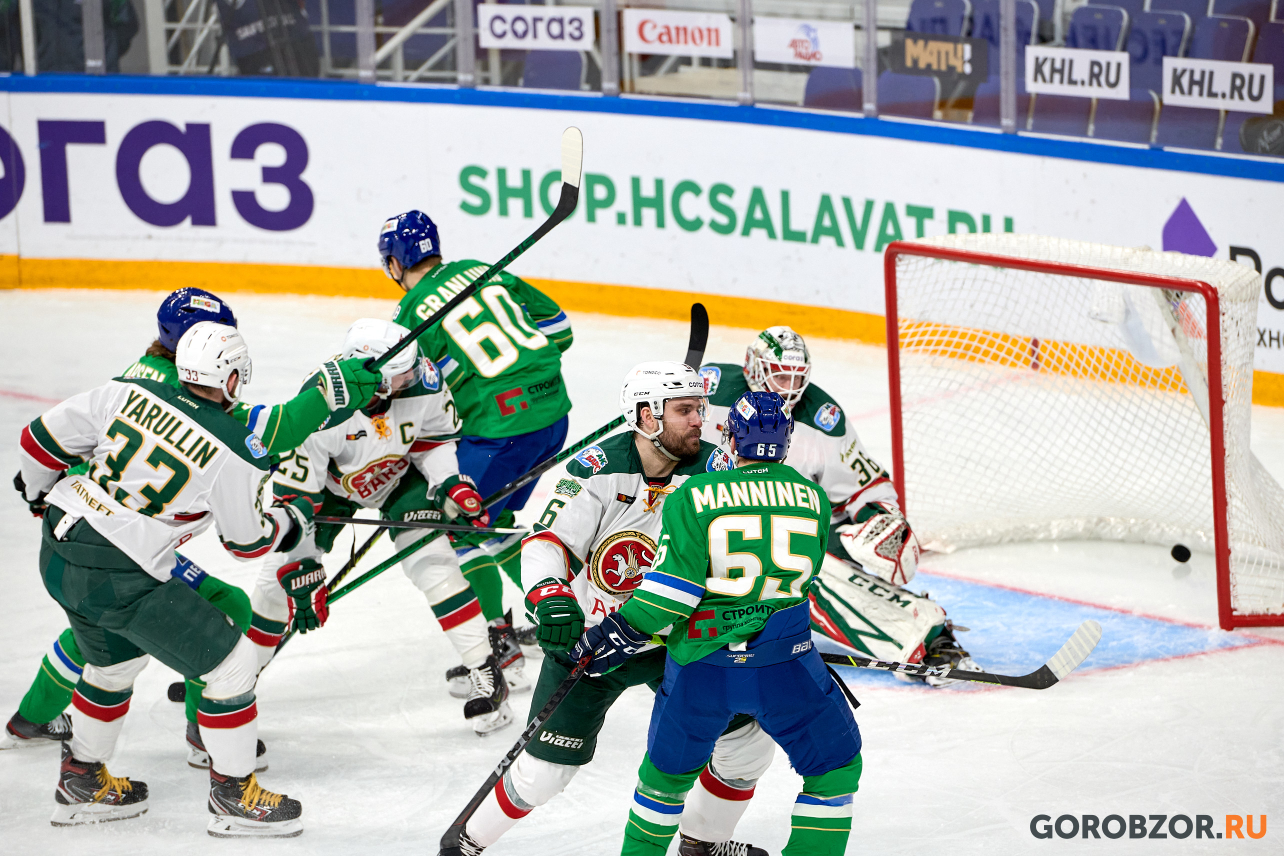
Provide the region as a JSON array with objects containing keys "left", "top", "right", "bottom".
[
  {"left": 802, "top": 67, "right": 865, "bottom": 111},
  {"left": 1029, "top": 5, "right": 1129, "bottom": 136},
  {"left": 1154, "top": 14, "right": 1255, "bottom": 148},
  {"left": 521, "top": 51, "right": 584, "bottom": 90},
  {"left": 1092, "top": 11, "right": 1192, "bottom": 143}
]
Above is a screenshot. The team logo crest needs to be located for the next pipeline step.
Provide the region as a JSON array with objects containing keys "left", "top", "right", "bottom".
[
  {"left": 706, "top": 448, "right": 733, "bottom": 472},
  {"left": 735, "top": 398, "right": 757, "bottom": 420},
  {"left": 421, "top": 358, "right": 441, "bottom": 392},
  {"left": 190, "top": 296, "right": 221, "bottom": 313},
  {"left": 554, "top": 478, "right": 582, "bottom": 497},
  {"left": 589, "top": 530, "right": 657, "bottom": 598},
  {"left": 574, "top": 445, "right": 608, "bottom": 474},
  {"left": 813, "top": 403, "right": 841, "bottom": 432},
  {"left": 371, "top": 412, "right": 392, "bottom": 440},
  {"left": 339, "top": 455, "right": 409, "bottom": 500},
  {"left": 245, "top": 434, "right": 267, "bottom": 459},
  {"left": 699, "top": 365, "right": 721, "bottom": 395}
]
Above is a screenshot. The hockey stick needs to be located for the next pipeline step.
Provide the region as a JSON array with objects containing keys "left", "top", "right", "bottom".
[
  {"left": 439, "top": 656, "right": 593, "bottom": 856},
  {"left": 315, "top": 516, "right": 528, "bottom": 536},
  {"left": 367, "top": 127, "right": 583, "bottom": 375},
  {"left": 819, "top": 619, "right": 1102, "bottom": 690},
  {"left": 685, "top": 302, "right": 709, "bottom": 369}
]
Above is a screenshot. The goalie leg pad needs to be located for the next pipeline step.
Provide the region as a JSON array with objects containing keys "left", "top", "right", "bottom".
[
  {"left": 810, "top": 556, "right": 946, "bottom": 663},
  {"left": 70, "top": 657, "right": 150, "bottom": 763}
]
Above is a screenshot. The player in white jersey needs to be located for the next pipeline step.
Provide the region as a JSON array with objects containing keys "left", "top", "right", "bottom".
[
  {"left": 17, "top": 322, "right": 311, "bottom": 836},
  {"left": 250, "top": 319, "right": 513, "bottom": 734},
  {"left": 446, "top": 362, "right": 772, "bottom": 856},
  {"left": 700, "top": 327, "right": 979, "bottom": 685}
]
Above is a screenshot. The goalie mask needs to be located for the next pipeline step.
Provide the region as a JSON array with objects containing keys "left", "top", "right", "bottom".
[
  {"left": 619, "top": 361, "right": 707, "bottom": 462},
  {"left": 175, "top": 322, "right": 252, "bottom": 410},
  {"left": 341, "top": 319, "right": 424, "bottom": 398},
  {"left": 744, "top": 326, "right": 811, "bottom": 408}
]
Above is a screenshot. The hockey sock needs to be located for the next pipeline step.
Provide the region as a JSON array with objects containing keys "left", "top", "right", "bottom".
[
  {"left": 17, "top": 629, "right": 84, "bottom": 725},
  {"left": 458, "top": 549, "right": 505, "bottom": 623},
  {"left": 199, "top": 637, "right": 260, "bottom": 777},
  {"left": 196, "top": 574, "right": 253, "bottom": 631},
  {"left": 622, "top": 754, "right": 702, "bottom": 856},
  {"left": 427, "top": 587, "right": 488, "bottom": 666},
  {"left": 781, "top": 754, "right": 863, "bottom": 856},
  {"left": 466, "top": 753, "right": 578, "bottom": 846},
  {"left": 490, "top": 511, "right": 524, "bottom": 589},
  {"left": 70, "top": 658, "right": 149, "bottom": 763},
  {"left": 185, "top": 678, "right": 206, "bottom": 724},
  {"left": 247, "top": 612, "right": 287, "bottom": 671},
  {"left": 680, "top": 765, "right": 757, "bottom": 842}
]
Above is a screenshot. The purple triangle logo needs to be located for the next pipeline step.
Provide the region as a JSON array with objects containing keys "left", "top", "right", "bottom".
[{"left": 1162, "top": 198, "right": 1217, "bottom": 257}]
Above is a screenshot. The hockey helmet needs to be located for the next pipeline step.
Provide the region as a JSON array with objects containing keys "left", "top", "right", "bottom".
[
  {"left": 378, "top": 211, "right": 441, "bottom": 283},
  {"left": 157, "top": 288, "right": 237, "bottom": 353},
  {"left": 175, "top": 322, "right": 252, "bottom": 408},
  {"left": 744, "top": 326, "right": 811, "bottom": 408},
  {"left": 341, "top": 318, "right": 423, "bottom": 397},
  {"left": 723, "top": 390, "right": 793, "bottom": 462}
]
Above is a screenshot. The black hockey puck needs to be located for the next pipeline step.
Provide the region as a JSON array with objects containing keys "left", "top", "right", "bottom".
[
  {"left": 167, "top": 681, "right": 186, "bottom": 702},
  {"left": 1171, "top": 544, "right": 1191, "bottom": 563}
]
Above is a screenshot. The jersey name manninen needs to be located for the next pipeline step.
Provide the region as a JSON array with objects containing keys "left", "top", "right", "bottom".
[
  {"left": 393, "top": 260, "right": 572, "bottom": 439},
  {"left": 619, "top": 461, "right": 831, "bottom": 665},
  {"left": 522, "top": 432, "right": 733, "bottom": 630},
  {"left": 699, "top": 363, "right": 897, "bottom": 520},
  {"left": 19, "top": 377, "right": 295, "bottom": 580},
  {"left": 273, "top": 369, "right": 463, "bottom": 514}
]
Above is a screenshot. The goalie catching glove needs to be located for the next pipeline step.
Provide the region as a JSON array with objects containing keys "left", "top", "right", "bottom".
[
  {"left": 570, "top": 611, "right": 649, "bottom": 677},
  {"left": 317, "top": 358, "right": 384, "bottom": 412},
  {"left": 525, "top": 579, "right": 584, "bottom": 651},
  {"left": 837, "top": 501, "right": 920, "bottom": 586},
  {"left": 434, "top": 474, "right": 490, "bottom": 527},
  {"left": 277, "top": 558, "right": 328, "bottom": 634}
]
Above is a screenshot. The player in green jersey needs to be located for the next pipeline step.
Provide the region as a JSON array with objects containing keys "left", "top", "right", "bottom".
[
  {"left": 573, "top": 391, "right": 863, "bottom": 856},
  {"left": 382, "top": 211, "right": 574, "bottom": 691},
  {"left": 4, "top": 287, "right": 381, "bottom": 763}
]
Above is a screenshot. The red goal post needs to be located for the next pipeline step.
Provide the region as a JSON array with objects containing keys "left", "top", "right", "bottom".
[{"left": 882, "top": 235, "right": 1284, "bottom": 630}]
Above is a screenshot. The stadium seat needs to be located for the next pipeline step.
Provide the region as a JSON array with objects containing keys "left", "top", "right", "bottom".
[
  {"left": 1155, "top": 15, "right": 1255, "bottom": 148},
  {"left": 1148, "top": 0, "right": 1210, "bottom": 25},
  {"left": 1030, "top": 5, "right": 1129, "bottom": 136},
  {"left": 1250, "top": 21, "right": 1284, "bottom": 104},
  {"left": 803, "top": 67, "right": 864, "bottom": 111},
  {"left": 905, "top": 0, "right": 973, "bottom": 36},
  {"left": 1093, "top": 11, "right": 1192, "bottom": 142},
  {"left": 1030, "top": 0, "right": 1061, "bottom": 41},
  {"left": 1210, "top": 0, "right": 1271, "bottom": 39},
  {"left": 967, "top": 0, "right": 1038, "bottom": 126},
  {"left": 1091, "top": 0, "right": 1146, "bottom": 24},
  {"left": 877, "top": 71, "right": 941, "bottom": 119},
  {"left": 972, "top": 75, "right": 1034, "bottom": 127},
  {"left": 521, "top": 50, "right": 584, "bottom": 90}
]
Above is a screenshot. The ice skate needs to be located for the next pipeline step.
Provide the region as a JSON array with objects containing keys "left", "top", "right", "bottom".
[
  {"left": 50, "top": 743, "right": 149, "bottom": 826},
  {"left": 186, "top": 720, "right": 268, "bottom": 771},
  {"left": 513, "top": 623, "right": 539, "bottom": 648},
  {"left": 440, "top": 829, "right": 488, "bottom": 855},
  {"left": 488, "top": 610, "right": 531, "bottom": 693},
  {"left": 464, "top": 655, "right": 513, "bottom": 735},
  {"left": 207, "top": 770, "right": 302, "bottom": 838},
  {"left": 2, "top": 711, "right": 71, "bottom": 748},
  {"left": 922, "top": 624, "right": 980, "bottom": 688},
  {"left": 446, "top": 663, "right": 471, "bottom": 698},
  {"left": 677, "top": 834, "right": 769, "bottom": 856}
]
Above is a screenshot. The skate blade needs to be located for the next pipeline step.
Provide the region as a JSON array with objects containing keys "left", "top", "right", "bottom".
[
  {"left": 207, "top": 814, "right": 303, "bottom": 838},
  {"left": 502, "top": 667, "right": 532, "bottom": 694},
  {"left": 447, "top": 679, "right": 470, "bottom": 700},
  {"left": 51, "top": 799, "right": 149, "bottom": 826},
  {"left": 471, "top": 703, "right": 514, "bottom": 736}
]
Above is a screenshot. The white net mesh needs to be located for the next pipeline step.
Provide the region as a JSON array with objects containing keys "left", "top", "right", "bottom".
[{"left": 892, "top": 233, "right": 1284, "bottom": 621}]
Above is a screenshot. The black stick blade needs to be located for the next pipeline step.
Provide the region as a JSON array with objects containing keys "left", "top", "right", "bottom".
[{"left": 685, "top": 303, "right": 710, "bottom": 369}]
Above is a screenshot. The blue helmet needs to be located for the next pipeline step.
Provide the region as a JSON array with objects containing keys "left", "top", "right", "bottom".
[
  {"left": 378, "top": 211, "right": 441, "bottom": 282},
  {"left": 157, "top": 288, "right": 237, "bottom": 353},
  {"left": 723, "top": 390, "right": 793, "bottom": 462}
]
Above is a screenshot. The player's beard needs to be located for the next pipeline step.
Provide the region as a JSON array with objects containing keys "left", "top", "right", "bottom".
[{"left": 657, "top": 421, "right": 702, "bottom": 459}]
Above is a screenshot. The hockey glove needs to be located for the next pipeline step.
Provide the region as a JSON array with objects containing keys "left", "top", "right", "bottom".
[
  {"left": 570, "top": 611, "right": 649, "bottom": 677},
  {"left": 277, "top": 558, "right": 328, "bottom": 634},
  {"left": 435, "top": 474, "right": 490, "bottom": 527},
  {"left": 318, "top": 358, "right": 383, "bottom": 412},
  {"left": 525, "top": 579, "right": 584, "bottom": 652},
  {"left": 13, "top": 472, "right": 49, "bottom": 517},
  {"left": 273, "top": 497, "right": 315, "bottom": 553},
  {"left": 837, "top": 501, "right": 920, "bottom": 586}
]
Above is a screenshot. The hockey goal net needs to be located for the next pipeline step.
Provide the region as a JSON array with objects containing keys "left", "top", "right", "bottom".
[{"left": 884, "top": 234, "right": 1284, "bottom": 629}]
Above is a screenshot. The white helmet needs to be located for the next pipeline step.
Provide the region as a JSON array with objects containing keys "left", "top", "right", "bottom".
[
  {"left": 341, "top": 318, "right": 421, "bottom": 397},
  {"left": 744, "top": 326, "right": 811, "bottom": 407},
  {"left": 175, "top": 322, "right": 252, "bottom": 408},
  {"left": 620, "top": 361, "right": 707, "bottom": 461}
]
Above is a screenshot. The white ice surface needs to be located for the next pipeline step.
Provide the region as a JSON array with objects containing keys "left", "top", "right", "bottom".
[{"left": 1, "top": 290, "right": 1281, "bottom": 855}]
